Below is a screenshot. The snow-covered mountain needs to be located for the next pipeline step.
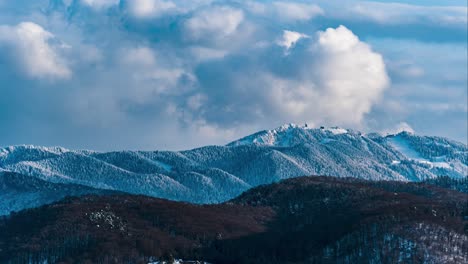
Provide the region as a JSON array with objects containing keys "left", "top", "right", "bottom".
[
  {"left": 0, "top": 170, "right": 117, "bottom": 215},
  {"left": 0, "top": 124, "right": 466, "bottom": 215}
]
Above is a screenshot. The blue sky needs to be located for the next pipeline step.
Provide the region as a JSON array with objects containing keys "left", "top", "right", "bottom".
[{"left": 0, "top": 0, "right": 466, "bottom": 150}]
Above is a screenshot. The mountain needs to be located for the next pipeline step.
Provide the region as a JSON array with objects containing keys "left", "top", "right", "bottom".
[
  {"left": 0, "top": 170, "right": 119, "bottom": 215},
  {"left": 0, "top": 124, "right": 466, "bottom": 215},
  {"left": 1, "top": 176, "right": 466, "bottom": 264}
]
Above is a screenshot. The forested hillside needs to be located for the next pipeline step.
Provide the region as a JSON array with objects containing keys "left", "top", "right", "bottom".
[{"left": 1, "top": 176, "right": 466, "bottom": 263}]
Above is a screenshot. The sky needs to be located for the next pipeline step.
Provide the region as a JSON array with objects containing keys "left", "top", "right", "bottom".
[{"left": 0, "top": 0, "right": 466, "bottom": 150}]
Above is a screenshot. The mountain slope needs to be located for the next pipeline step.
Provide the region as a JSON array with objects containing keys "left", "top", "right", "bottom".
[
  {"left": 0, "top": 125, "right": 466, "bottom": 215},
  {"left": 1, "top": 176, "right": 466, "bottom": 263},
  {"left": 0, "top": 170, "right": 118, "bottom": 215}
]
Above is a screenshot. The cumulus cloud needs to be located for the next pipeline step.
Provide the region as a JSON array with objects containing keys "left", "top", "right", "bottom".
[
  {"left": 0, "top": 22, "right": 71, "bottom": 79},
  {"left": 288, "top": 26, "right": 388, "bottom": 125},
  {"left": 312, "top": 26, "right": 389, "bottom": 125},
  {"left": 192, "top": 25, "right": 388, "bottom": 129}
]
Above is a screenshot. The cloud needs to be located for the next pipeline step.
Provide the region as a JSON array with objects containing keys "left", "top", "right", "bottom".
[
  {"left": 399, "top": 65, "right": 425, "bottom": 78},
  {"left": 317, "top": 25, "right": 361, "bottom": 51},
  {"left": 192, "top": 25, "right": 388, "bottom": 129},
  {"left": 119, "top": 46, "right": 190, "bottom": 98},
  {"left": 243, "top": 1, "right": 324, "bottom": 22},
  {"left": 277, "top": 30, "right": 309, "bottom": 51},
  {"left": 311, "top": 25, "right": 389, "bottom": 125},
  {"left": 299, "top": 1, "right": 466, "bottom": 43},
  {"left": 272, "top": 2, "right": 324, "bottom": 22},
  {"left": 81, "top": 0, "right": 119, "bottom": 9},
  {"left": 384, "top": 122, "right": 415, "bottom": 135},
  {"left": 349, "top": 2, "right": 467, "bottom": 27},
  {"left": 126, "top": 0, "right": 177, "bottom": 18},
  {"left": 0, "top": 22, "right": 71, "bottom": 79},
  {"left": 189, "top": 46, "right": 228, "bottom": 62},
  {"left": 184, "top": 6, "right": 244, "bottom": 41}
]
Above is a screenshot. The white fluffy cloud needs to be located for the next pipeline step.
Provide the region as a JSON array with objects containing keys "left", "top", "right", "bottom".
[
  {"left": 277, "top": 30, "right": 309, "bottom": 51},
  {"left": 259, "top": 26, "right": 389, "bottom": 126},
  {"left": 184, "top": 6, "right": 244, "bottom": 40},
  {"left": 312, "top": 25, "right": 389, "bottom": 125},
  {"left": 0, "top": 22, "right": 71, "bottom": 79},
  {"left": 191, "top": 25, "right": 389, "bottom": 129}
]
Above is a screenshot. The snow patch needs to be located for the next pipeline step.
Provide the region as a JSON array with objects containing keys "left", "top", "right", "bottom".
[
  {"left": 388, "top": 136, "right": 453, "bottom": 169},
  {"left": 431, "top": 162, "right": 451, "bottom": 169},
  {"left": 238, "top": 123, "right": 300, "bottom": 146},
  {"left": 387, "top": 136, "right": 424, "bottom": 161}
]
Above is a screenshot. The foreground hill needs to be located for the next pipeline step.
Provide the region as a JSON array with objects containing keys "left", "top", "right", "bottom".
[
  {"left": 1, "top": 176, "right": 466, "bottom": 264},
  {"left": 0, "top": 124, "right": 466, "bottom": 214}
]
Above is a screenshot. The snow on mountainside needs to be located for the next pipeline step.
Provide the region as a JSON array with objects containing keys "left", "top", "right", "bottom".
[
  {"left": 228, "top": 124, "right": 349, "bottom": 147},
  {"left": 0, "top": 170, "right": 117, "bottom": 215},
  {"left": 228, "top": 123, "right": 351, "bottom": 147},
  {"left": 0, "top": 124, "right": 467, "bottom": 215}
]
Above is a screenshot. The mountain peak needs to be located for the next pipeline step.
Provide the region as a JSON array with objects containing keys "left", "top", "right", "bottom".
[
  {"left": 227, "top": 124, "right": 351, "bottom": 147},
  {"left": 0, "top": 145, "right": 70, "bottom": 156}
]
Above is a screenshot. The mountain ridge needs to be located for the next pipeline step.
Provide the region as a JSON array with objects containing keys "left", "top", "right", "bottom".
[{"left": 0, "top": 124, "right": 467, "bottom": 215}]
